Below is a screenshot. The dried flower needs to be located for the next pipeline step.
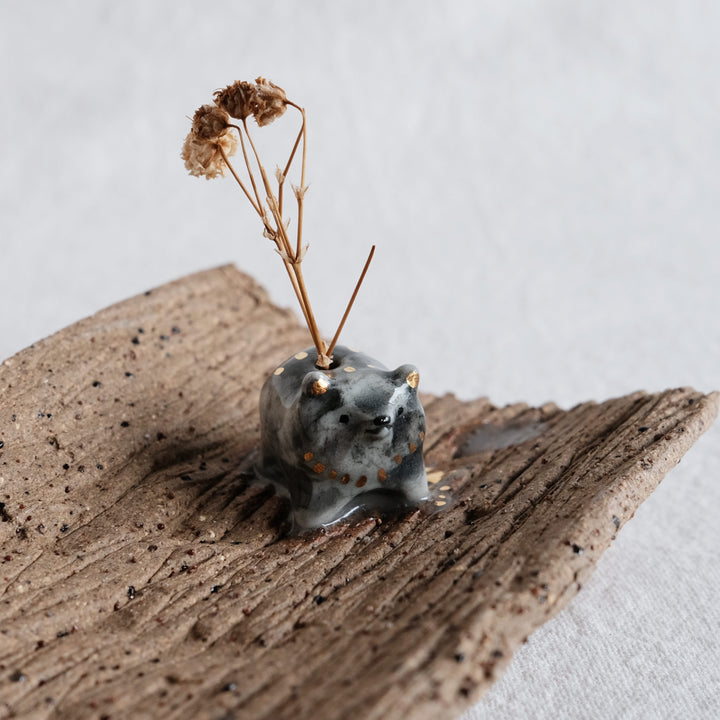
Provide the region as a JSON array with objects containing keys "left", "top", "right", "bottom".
[
  {"left": 213, "top": 81, "right": 257, "bottom": 121},
  {"left": 191, "top": 104, "right": 231, "bottom": 140},
  {"left": 253, "top": 77, "right": 287, "bottom": 127},
  {"left": 212, "top": 78, "right": 287, "bottom": 126},
  {"left": 182, "top": 77, "right": 373, "bottom": 366},
  {"left": 182, "top": 104, "right": 238, "bottom": 179},
  {"left": 181, "top": 129, "right": 238, "bottom": 179}
]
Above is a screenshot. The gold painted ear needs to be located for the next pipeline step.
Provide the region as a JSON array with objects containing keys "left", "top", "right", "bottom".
[
  {"left": 301, "top": 371, "right": 331, "bottom": 397},
  {"left": 392, "top": 364, "right": 420, "bottom": 389}
]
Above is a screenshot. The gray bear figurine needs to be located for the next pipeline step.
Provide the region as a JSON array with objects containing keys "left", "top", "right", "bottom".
[{"left": 257, "top": 345, "right": 428, "bottom": 529}]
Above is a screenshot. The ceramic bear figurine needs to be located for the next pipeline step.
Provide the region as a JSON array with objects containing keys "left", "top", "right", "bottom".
[{"left": 257, "top": 345, "right": 428, "bottom": 529}]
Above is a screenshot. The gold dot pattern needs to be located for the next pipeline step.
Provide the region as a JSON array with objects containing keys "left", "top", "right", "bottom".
[
  {"left": 274, "top": 367, "right": 285, "bottom": 375},
  {"left": 344, "top": 366, "right": 356, "bottom": 373},
  {"left": 426, "top": 469, "right": 449, "bottom": 508},
  {"left": 294, "top": 351, "right": 309, "bottom": 360},
  {"left": 298, "top": 434, "right": 425, "bottom": 490}
]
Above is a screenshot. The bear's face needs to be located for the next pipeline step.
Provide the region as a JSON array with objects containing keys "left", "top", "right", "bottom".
[{"left": 296, "top": 362, "right": 425, "bottom": 488}]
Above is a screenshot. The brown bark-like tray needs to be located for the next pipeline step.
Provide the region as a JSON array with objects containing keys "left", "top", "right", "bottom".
[{"left": 0, "top": 266, "right": 717, "bottom": 720}]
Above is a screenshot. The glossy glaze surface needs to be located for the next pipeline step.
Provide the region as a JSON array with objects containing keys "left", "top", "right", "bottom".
[{"left": 258, "top": 346, "right": 428, "bottom": 528}]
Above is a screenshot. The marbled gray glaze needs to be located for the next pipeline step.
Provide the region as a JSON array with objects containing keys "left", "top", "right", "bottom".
[{"left": 257, "top": 345, "right": 428, "bottom": 528}]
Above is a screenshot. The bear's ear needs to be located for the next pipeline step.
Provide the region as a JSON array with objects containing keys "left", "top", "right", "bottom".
[
  {"left": 392, "top": 364, "right": 420, "bottom": 389},
  {"left": 301, "top": 371, "right": 332, "bottom": 398}
]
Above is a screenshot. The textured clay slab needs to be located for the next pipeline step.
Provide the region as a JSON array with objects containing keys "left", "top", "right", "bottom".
[{"left": 0, "top": 266, "right": 716, "bottom": 720}]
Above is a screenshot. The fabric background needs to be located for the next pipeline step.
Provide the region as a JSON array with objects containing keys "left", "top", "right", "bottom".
[{"left": 1, "top": 3, "right": 718, "bottom": 718}]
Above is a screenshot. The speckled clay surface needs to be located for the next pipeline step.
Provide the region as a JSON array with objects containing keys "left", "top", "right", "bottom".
[
  {"left": 257, "top": 345, "right": 428, "bottom": 528},
  {"left": 1, "top": 268, "right": 717, "bottom": 720}
]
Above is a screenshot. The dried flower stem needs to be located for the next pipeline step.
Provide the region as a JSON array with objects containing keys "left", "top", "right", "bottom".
[
  {"left": 290, "top": 103, "right": 308, "bottom": 260},
  {"left": 327, "top": 245, "right": 376, "bottom": 358},
  {"left": 218, "top": 138, "right": 309, "bottom": 327},
  {"left": 242, "top": 113, "right": 329, "bottom": 360},
  {"left": 241, "top": 121, "right": 292, "bottom": 255},
  {"left": 278, "top": 122, "right": 305, "bottom": 218},
  {"left": 217, "top": 144, "right": 261, "bottom": 216},
  {"left": 227, "top": 124, "right": 264, "bottom": 225},
  {"left": 280, "top": 259, "right": 314, "bottom": 336}
]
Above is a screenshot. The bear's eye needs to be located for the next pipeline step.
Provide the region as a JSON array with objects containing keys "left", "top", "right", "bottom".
[
  {"left": 339, "top": 414, "right": 349, "bottom": 424},
  {"left": 397, "top": 407, "right": 404, "bottom": 416}
]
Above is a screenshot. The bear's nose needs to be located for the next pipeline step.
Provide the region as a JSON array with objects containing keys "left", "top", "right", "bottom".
[{"left": 374, "top": 415, "right": 392, "bottom": 427}]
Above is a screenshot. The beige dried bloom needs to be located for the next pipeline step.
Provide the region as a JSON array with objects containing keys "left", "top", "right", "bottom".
[
  {"left": 191, "top": 104, "right": 231, "bottom": 139},
  {"left": 253, "top": 77, "right": 288, "bottom": 126},
  {"left": 181, "top": 129, "right": 238, "bottom": 179},
  {"left": 182, "top": 104, "right": 238, "bottom": 179},
  {"left": 213, "top": 81, "right": 257, "bottom": 120}
]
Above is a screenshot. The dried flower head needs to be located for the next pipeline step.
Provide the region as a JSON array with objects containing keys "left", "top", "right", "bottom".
[
  {"left": 253, "top": 77, "right": 288, "bottom": 127},
  {"left": 213, "top": 81, "right": 257, "bottom": 121},
  {"left": 181, "top": 128, "right": 238, "bottom": 180},
  {"left": 181, "top": 104, "right": 238, "bottom": 179},
  {"left": 191, "top": 103, "right": 231, "bottom": 140}
]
